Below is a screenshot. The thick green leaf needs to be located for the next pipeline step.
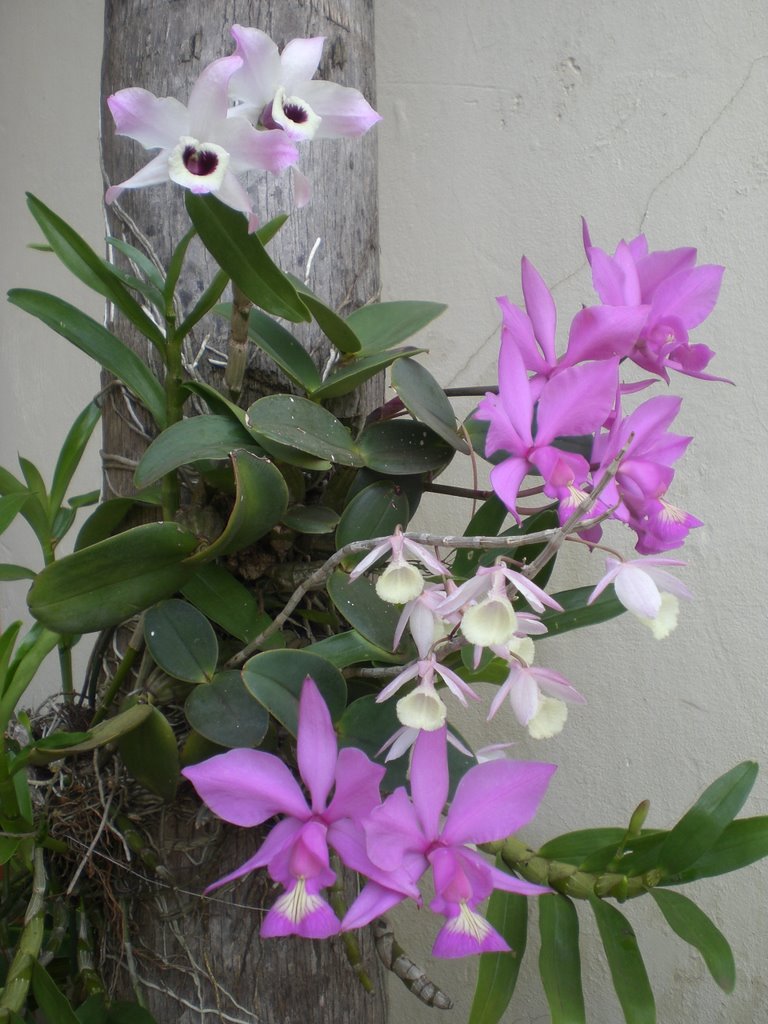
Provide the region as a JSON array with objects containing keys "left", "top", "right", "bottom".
[
  {"left": 25, "top": 703, "right": 153, "bottom": 766},
  {"left": 27, "top": 522, "right": 199, "bottom": 633},
  {"left": 650, "top": 889, "right": 735, "bottom": 992},
  {"left": 590, "top": 896, "right": 656, "bottom": 1024},
  {"left": 31, "top": 960, "right": 80, "bottom": 1024},
  {"left": 327, "top": 570, "right": 403, "bottom": 651},
  {"left": 185, "top": 670, "right": 269, "bottom": 748},
  {"left": 107, "top": 235, "right": 165, "bottom": 293},
  {"left": 74, "top": 496, "right": 158, "bottom": 550},
  {"left": 335, "top": 481, "right": 410, "bottom": 554},
  {"left": 656, "top": 761, "right": 758, "bottom": 876},
  {"left": 185, "top": 194, "right": 309, "bottom": 322},
  {"left": 538, "top": 828, "right": 633, "bottom": 866},
  {"left": 0, "top": 622, "right": 22, "bottom": 690},
  {"left": 187, "top": 450, "right": 288, "bottom": 561},
  {"left": 0, "top": 492, "right": 30, "bottom": 535},
  {"left": 8, "top": 290, "right": 166, "bottom": 426},
  {"left": 242, "top": 649, "right": 347, "bottom": 736},
  {"left": 246, "top": 395, "right": 362, "bottom": 467},
  {"left": 538, "top": 893, "right": 586, "bottom": 1024},
  {"left": 26, "top": 193, "right": 165, "bottom": 349},
  {"left": 390, "top": 357, "right": 469, "bottom": 453},
  {"left": 49, "top": 401, "right": 102, "bottom": 515},
  {"left": 117, "top": 703, "right": 180, "bottom": 801},
  {"left": 144, "top": 599, "right": 218, "bottom": 683},
  {"left": 288, "top": 275, "right": 361, "bottom": 353},
  {"left": 19, "top": 456, "right": 48, "bottom": 511},
  {"left": 357, "top": 420, "right": 454, "bottom": 475},
  {"left": 540, "top": 584, "right": 626, "bottom": 637},
  {"left": 181, "top": 563, "right": 273, "bottom": 644},
  {"left": 469, "top": 883, "right": 528, "bottom": 1024},
  {"left": 281, "top": 505, "right": 340, "bottom": 534},
  {"left": 134, "top": 415, "right": 262, "bottom": 488},
  {"left": 306, "top": 630, "right": 402, "bottom": 669},
  {"left": 0, "top": 563, "right": 36, "bottom": 581},
  {"left": 214, "top": 304, "right": 322, "bottom": 392},
  {"left": 336, "top": 693, "right": 407, "bottom": 792},
  {"left": 346, "top": 300, "right": 447, "bottom": 354},
  {"left": 660, "top": 816, "right": 768, "bottom": 884},
  {"left": 177, "top": 268, "right": 229, "bottom": 337},
  {"left": 0, "top": 465, "right": 52, "bottom": 547},
  {"left": 309, "top": 347, "right": 424, "bottom": 401},
  {"left": 183, "top": 380, "right": 248, "bottom": 424}
]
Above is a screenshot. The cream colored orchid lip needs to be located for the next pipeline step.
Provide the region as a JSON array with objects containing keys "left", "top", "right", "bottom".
[
  {"left": 396, "top": 687, "right": 447, "bottom": 731},
  {"left": 168, "top": 136, "right": 230, "bottom": 192},
  {"left": 271, "top": 87, "right": 322, "bottom": 141}
]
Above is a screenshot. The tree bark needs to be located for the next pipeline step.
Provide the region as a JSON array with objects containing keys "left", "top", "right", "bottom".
[{"left": 99, "top": 3, "right": 387, "bottom": 1021}]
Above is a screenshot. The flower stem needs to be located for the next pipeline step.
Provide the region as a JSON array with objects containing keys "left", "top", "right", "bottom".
[{"left": 91, "top": 616, "right": 145, "bottom": 726}]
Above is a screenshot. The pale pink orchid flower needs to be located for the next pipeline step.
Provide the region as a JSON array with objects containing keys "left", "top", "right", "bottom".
[
  {"left": 588, "top": 556, "right": 691, "bottom": 638},
  {"left": 349, "top": 527, "right": 449, "bottom": 606},
  {"left": 486, "top": 650, "right": 585, "bottom": 728},
  {"left": 106, "top": 55, "right": 298, "bottom": 231},
  {"left": 377, "top": 654, "right": 480, "bottom": 733}
]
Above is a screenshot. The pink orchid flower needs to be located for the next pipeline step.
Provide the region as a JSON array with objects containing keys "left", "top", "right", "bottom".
[
  {"left": 182, "top": 677, "right": 384, "bottom": 938},
  {"left": 106, "top": 56, "right": 298, "bottom": 231},
  {"left": 343, "top": 727, "right": 555, "bottom": 957}
]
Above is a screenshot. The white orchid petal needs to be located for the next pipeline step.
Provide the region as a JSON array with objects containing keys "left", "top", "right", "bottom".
[{"left": 614, "top": 565, "right": 662, "bottom": 618}]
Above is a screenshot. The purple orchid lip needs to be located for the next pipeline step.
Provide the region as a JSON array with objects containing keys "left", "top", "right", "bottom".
[{"left": 182, "top": 145, "right": 219, "bottom": 176}]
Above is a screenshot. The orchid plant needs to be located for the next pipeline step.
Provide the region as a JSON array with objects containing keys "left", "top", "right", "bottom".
[{"left": 0, "top": 21, "right": 766, "bottom": 1024}]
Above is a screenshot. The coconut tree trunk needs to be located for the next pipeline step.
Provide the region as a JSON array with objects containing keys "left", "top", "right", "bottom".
[{"left": 99, "top": 3, "right": 386, "bottom": 1021}]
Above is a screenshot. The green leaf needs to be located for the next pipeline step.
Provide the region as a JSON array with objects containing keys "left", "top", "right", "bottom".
[
  {"left": 185, "top": 670, "right": 269, "bottom": 748},
  {"left": 26, "top": 193, "right": 166, "bottom": 349},
  {"left": 31, "top": 960, "right": 80, "bottom": 1024},
  {"left": 306, "top": 630, "right": 402, "bottom": 669},
  {"left": 335, "top": 481, "right": 410, "bottom": 554},
  {"left": 0, "top": 465, "right": 50, "bottom": 547},
  {"left": 660, "top": 816, "right": 768, "bottom": 884},
  {"left": 164, "top": 227, "right": 197, "bottom": 305},
  {"left": 214, "top": 304, "right": 322, "bottom": 392},
  {"left": 540, "top": 584, "right": 626, "bottom": 637},
  {"left": 242, "top": 650, "right": 347, "bottom": 736},
  {"left": 288, "top": 275, "right": 361, "bottom": 353},
  {"left": 281, "top": 505, "right": 340, "bottom": 534},
  {"left": 356, "top": 420, "right": 454, "bottom": 475},
  {"left": 650, "top": 889, "right": 735, "bottom": 992},
  {"left": 0, "top": 492, "right": 29, "bottom": 535},
  {"left": 336, "top": 694, "right": 407, "bottom": 792},
  {"left": 538, "top": 828, "right": 633, "bottom": 866},
  {"left": 75, "top": 496, "right": 159, "bottom": 550},
  {"left": 0, "top": 621, "right": 22, "bottom": 690},
  {"left": 49, "top": 400, "right": 102, "bottom": 514},
  {"left": 117, "top": 702, "right": 180, "bottom": 801},
  {"left": 19, "top": 456, "right": 48, "bottom": 512},
  {"left": 451, "top": 496, "right": 509, "bottom": 580},
  {"left": 187, "top": 450, "right": 288, "bottom": 561},
  {"left": 469, "top": 884, "right": 528, "bottom": 1024},
  {"left": 183, "top": 380, "right": 248, "bottom": 424},
  {"left": 134, "top": 415, "right": 262, "bottom": 488},
  {"left": 309, "top": 347, "right": 424, "bottom": 401},
  {"left": 327, "top": 570, "right": 403, "bottom": 650},
  {"left": 185, "top": 193, "right": 309, "bottom": 322},
  {"left": 181, "top": 563, "right": 272, "bottom": 644},
  {"left": 538, "top": 893, "right": 586, "bottom": 1024},
  {"left": 390, "top": 357, "right": 469, "bottom": 453},
  {"left": 144, "top": 599, "right": 218, "bottom": 683},
  {"left": 346, "top": 300, "right": 447, "bottom": 354},
  {"left": 25, "top": 703, "right": 153, "bottom": 766},
  {"left": 107, "top": 235, "right": 165, "bottom": 293},
  {"left": 106, "top": 1002, "right": 161, "bottom": 1024},
  {"left": 8, "top": 290, "right": 166, "bottom": 426},
  {"left": 0, "top": 564, "right": 36, "bottom": 581},
  {"left": 656, "top": 761, "right": 758, "bottom": 876},
  {"left": 590, "top": 896, "right": 656, "bottom": 1023},
  {"left": 177, "top": 268, "right": 229, "bottom": 337},
  {"left": 27, "top": 522, "right": 199, "bottom": 633},
  {"left": 246, "top": 395, "right": 362, "bottom": 467}
]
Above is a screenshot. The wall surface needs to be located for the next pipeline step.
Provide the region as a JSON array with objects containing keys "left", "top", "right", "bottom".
[{"left": 1, "top": 2, "right": 766, "bottom": 1022}]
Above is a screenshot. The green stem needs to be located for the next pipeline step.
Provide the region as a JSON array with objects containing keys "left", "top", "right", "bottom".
[
  {"left": 58, "top": 643, "right": 74, "bottom": 703},
  {"left": 0, "top": 847, "right": 47, "bottom": 1020},
  {"left": 161, "top": 319, "right": 183, "bottom": 520},
  {"left": 90, "top": 617, "right": 145, "bottom": 727},
  {"left": 329, "top": 860, "right": 375, "bottom": 995},
  {"left": 481, "top": 836, "right": 662, "bottom": 901}
]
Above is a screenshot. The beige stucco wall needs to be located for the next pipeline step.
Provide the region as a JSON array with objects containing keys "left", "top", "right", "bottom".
[{"left": 1, "top": 2, "right": 766, "bottom": 1021}]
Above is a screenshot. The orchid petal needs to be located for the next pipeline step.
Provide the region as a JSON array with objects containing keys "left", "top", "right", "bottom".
[
  {"left": 229, "top": 26, "right": 282, "bottom": 110},
  {"left": 299, "top": 79, "right": 382, "bottom": 138},
  {"left": 325, "top": 746, "right": 384, "bottom": 823},
  {"left": 261, "top": 883, "right": 340, "bottom": 938},
  {"left": 105, "top": 151, "right": 171, "bottom": 204},
  {"left": 364, "top": 788, "right": 427, "bottom": 871},
  {"left": 521, "top": 257, "right": 557, "bottom": 365},
  {"left": 485, "top": 860, "right": 552, "bottom": 896},
  {"left": 203, "top": 817, "right": 303, "bottom": 893},
  {"left": 182, "top": 748, "right": 308, "bottom": 825},
  {"left": 215, "top": 117, "right": 298, "bottom": 174},
  {"left": 442, "top": 759, "right": 556, "bottom": 846},
  {"left": 342, "top": 881, "right": 409, "bottom": 931},
  {"left": 636, "top": 246, "right": 697, "bottom": 299},
  {"left": 535, "top": 359, "right": 618, "bottom": 442},
  {"left": 432, "top": 913, "right": 509, "bottom": 958},
  {"left": 563, "top": 304, "right": 647, "bottom": 366},
  {"left": 296, "top": 678, "right": 337, "bottom": 813},
  {"left": 497, "top": 296, "right": 549, "bottom": 374},
  {"left": 613, "top": 564, "right": 663, "bottom": 618},
  {"left": 489, "top": 458, "right": 530, "bottom": 521},
  {"left": 649, "top": 265, "right": 724, "bottom": 330},
  {"left": 411, "top": 727, "right": 449, "bottom": 840},
  {"left": 188, "top": 55, "right": 242, "bottom": 138},
  {"left": 107, "top": 88, "right": 188, "bottom": 149}
]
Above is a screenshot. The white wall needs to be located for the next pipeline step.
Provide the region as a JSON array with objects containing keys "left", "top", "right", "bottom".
[{"left": 1, "top": 2, "right": 766, "bottom": 1021}]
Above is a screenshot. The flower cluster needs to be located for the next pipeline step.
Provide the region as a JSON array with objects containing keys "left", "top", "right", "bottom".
[
  {"left": 475, "top": 225, "right": 724, "bottom": 554},
  {"left": 183, "top": 677, "right": 556, "bottom": 957},
  {"left": 105, "top": 26, "right": 380, "bottom": 230}
]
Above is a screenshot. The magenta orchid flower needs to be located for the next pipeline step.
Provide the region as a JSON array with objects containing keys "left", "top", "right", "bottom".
[
  {"left": 106, "top": 55, "right": 298, "bottom": 231},
  {"left": 583, "top": 222, "right": 725, "bottom": 381},
  {"left": 343, "top": 727, "right": 555, "bottom": 957},
  {"left": 476, "top": 339, "right": 619, "bottom": 520},
  {"left": 181, "top": 677, "right": 384, "bottom": 938}
]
